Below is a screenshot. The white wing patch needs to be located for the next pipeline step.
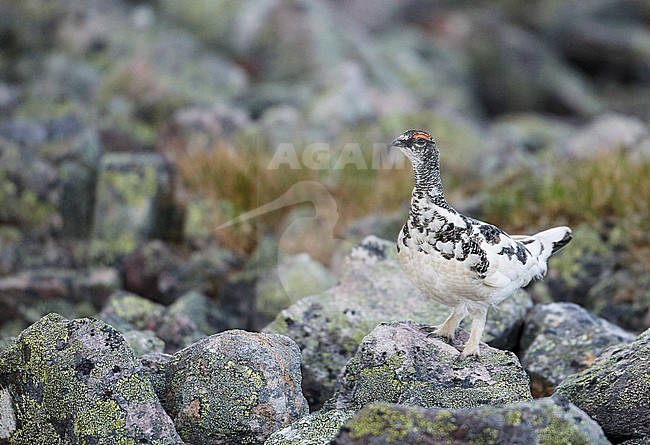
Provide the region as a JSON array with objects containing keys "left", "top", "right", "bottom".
[{"left": 482, "top": 269, "right": 511, "bottom": 288}]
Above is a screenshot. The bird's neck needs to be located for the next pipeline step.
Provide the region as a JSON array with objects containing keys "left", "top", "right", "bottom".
[{"left": 412, "top": 158, "right": 448, "bottom": 207}]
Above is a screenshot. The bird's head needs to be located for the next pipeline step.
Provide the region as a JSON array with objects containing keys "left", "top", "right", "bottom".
[{"left": 391, "top": 129, "right": 438, "bottom": 166}]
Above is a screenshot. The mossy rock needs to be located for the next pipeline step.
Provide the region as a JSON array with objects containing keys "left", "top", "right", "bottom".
[
  {"left": 90, "top": 153, "right": 176, "bottom": 263},
  {"left": 519, "top": 302, "right": 634, "bottom": 397},
  {"left": 0, "top": 313, "right": 182, "bottom": 444},
  {"left": 328, "top": 321, "right": 532, "bottom": 412},
  {"left": 165, "top": 329, "right": 308, "bottom": 444},
  {"left": 332, "top": 397, "right": 611, "bottom": 444},
  {"left": 265, "top": 409, "right": 354, "bottom": 445},
  {"left": 555, "top": 328, "right": 650, "bottom": 443}
]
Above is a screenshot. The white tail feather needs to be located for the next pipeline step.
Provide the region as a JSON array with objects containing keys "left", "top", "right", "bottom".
[{"left": 517, "top": 226, "right": 572, "bottom": 264}]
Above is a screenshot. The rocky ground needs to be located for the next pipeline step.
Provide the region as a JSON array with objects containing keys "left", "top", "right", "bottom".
[
  {"left": 1, "top": 238, "right": 648, "bottom": 444},
  {"left": 1, "top": 0, "right": 649, "bottom": 444}
]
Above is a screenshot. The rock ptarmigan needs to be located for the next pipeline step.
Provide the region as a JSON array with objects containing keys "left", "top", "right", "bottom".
[{"left": 392, "top": 129, "right": 572, "bottom": 356}]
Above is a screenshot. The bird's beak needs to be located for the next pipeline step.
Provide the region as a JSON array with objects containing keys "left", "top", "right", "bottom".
[{"left": 391, "top": 139, "right": 406, "bottom": 149}]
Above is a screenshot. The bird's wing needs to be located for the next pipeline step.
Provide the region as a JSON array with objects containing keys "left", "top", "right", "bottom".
[
  {"left": 474, "top": 224, "right": 533, "bottom": 287},
  {"left": 483, "top": 269, "right": 511, "bottom": 288}
]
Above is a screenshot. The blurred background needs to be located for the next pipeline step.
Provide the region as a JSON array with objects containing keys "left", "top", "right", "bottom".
[{"left": 0, "top": 0, "right": 648, "bottom": 345}]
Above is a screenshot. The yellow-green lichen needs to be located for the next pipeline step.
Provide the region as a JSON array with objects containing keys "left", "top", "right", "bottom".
[
  {"left": 0, "top": 171, "right": 55, "bottom": 229},
  {"left": 343, "top": 398, "right": 608, "bottom": 444},
  {"left": 539, "top": 416, "right": 591, "bottom": 445},
  {"left": 506, "top": 409, "right": 522, "bottom": 426},
  {"left": 103, "top": 165, "right": 158, "bottom": 208},
  {"left": 9, "top": 416, "right": 61, "bottom": 445},
  {"left": 114, "top": 373, "right": 157, "bottom": 403},
  {"left": 346, "top": 404, "right": 462, "bottom": 444},
  {"left": 266, "top": 409, "right": 355, "bottom": 445},
  {"left": 475, "top": 427, "right": 500, "bottom": 444},
  {"left": 348, "top": 353, "right": 406, "bottom": 409},
  {"left": 427, "top": 409, "right": 457, "bottom": 436},
  {"left": 90, "top": 155, "right": 168, "bottom": 260},
  {"left": 90, "top": 233, "right": 137, "bottom": 261},
  {"left": 74, "top": 399, "right": 128, "bottom": 444},
  {"left": 346, "top": 404, "right": 411, "bottom": 442}
]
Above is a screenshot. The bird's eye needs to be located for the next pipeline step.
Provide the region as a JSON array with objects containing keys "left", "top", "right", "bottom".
[
  {"left": 411, "top": 132, "right": 431, "bottom": 147},
  {"left": 413, "top": 137, "right": 427, "bottom": 147}
]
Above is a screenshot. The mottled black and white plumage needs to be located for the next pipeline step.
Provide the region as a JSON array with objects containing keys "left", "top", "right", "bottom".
[{"left": 392, "top": 129, "right": 572, "bottom": 356}]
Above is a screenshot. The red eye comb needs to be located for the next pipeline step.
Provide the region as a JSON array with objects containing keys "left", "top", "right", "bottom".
[{"left": 412, "top": 132, "right": 430, "bottom": 140}]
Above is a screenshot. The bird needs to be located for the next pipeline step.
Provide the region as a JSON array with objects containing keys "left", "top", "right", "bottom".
[{"left": 391, "top": 129, "right": 572, "bottom": 357}]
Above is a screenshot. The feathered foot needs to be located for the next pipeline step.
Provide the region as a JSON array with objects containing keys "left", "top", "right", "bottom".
[
  {"left": 461, "top": 307, "right": 487, "bottom": 357},
  {"left": 430, "top": 306, "right": 466, "bottom": 341}
]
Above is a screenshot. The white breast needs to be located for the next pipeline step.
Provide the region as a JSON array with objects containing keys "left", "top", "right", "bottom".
[{"left": 397, "top": 227, "right": 526, "bottom": 308}]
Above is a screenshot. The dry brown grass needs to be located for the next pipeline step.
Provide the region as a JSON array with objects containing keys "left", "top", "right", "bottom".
[
  {"left": 482, "top": 152, "right": 650, "bottom": 228},
  {"left": 480, "top": 151, "right": 650, "bottom": 269},
  {"left": 174, "top": 133, "right": 413, "bottom": 256}
]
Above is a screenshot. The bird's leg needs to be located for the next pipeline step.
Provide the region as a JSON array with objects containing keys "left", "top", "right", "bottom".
[
  {"left": 462, "top": 307, "right": 487, "bottom": 357},
  {"left": 432, "top": 306, "right": 466, "bottom": 340}
]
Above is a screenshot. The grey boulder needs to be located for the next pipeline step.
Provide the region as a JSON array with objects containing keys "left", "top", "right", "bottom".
[
  {"left": 165, "top": 329, "right": 308, "bottom": 445},
  {"left": 264, "top": 409, "right": 354, "bottom": 445},
  {"left": 555, "top": 327, "right": 650, "bottom": 443},
  {"left": 0, "top": 313, "right": 182, "bottom": 444},
  {"left": 332, "top": 397, "right": 611, "bottom": 444},
  {"left": 328, "top": 321, "right": 532, "bottom": 411},
  {"left": 519, "top": 302, "right": 634, "bottom": 396}
]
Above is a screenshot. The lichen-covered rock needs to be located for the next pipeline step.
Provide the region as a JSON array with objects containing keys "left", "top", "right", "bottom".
[
  {"left": 467, "top": 21, "right": 602, "bottom": 117},
  {"left": 329, "top": 321, "right": 532, "bottom": 411},
  {"left": 98, "top": 290, "right": 166, "bottom": 333},
  {"left": 0, "top": 113, "right": 103, "bottom": 239},
  {"left": 123, "top": 329, "right": 166, "bottom": 356},
  {"left": 99, "top": 289, "right": 229, "bottom": 353},
  {"left": 122, "top": 240, "right": 238, "bottom": 305},
  {"left": 165, "top": 329, "right": 308, "bottom": 444},
  {"left": 90, "top": 153, "right": 177, "bottom": 262},
  {"left": 161, "top": 0, "right": 344, "bottom": 83},
  {"left": 265, "top": 409, "right": 354, "bottom": 445},
  {"left": 156, "top": 290, "right": 227, "bottom": 353},
  {"left": 519, "top": 302, "right": 635, "bottom": 396},
  {"left": 0, "top": 337, "right": 15, "bottom": 353},
  {"left": 255, "top": 253, "right": 338, "bottom": 325},
  {"left": 165, "top": 290, "right": 227, "bottom": 337},
  {"left": 518, "top": 1, "right": 650, "bottom": 88},
  {"left": 265, "top": 236, "right": 532, "bottom": 407},
  {"left": 586, "top": 268, "right": 650, "bottom": 334},
  {"left": 141, "top": 352, "right": 172, "bottom": 404},
  {"left": 555, "top": 328, "right": 650, "bottom": 443},
  {"left": 0, "top": 313, "right": 182, "bottom": 444},
  {"left": 0, "top": 267, "right": 120, "bottom": 328},
  {"left": 0, "top": 119, "right": 59, "bottom": 235},
  {"left": 121, "top": 240, "right": 183, "bottom": 305},
  {"left": 43, "top": 120, "right": 103, "bottom": 238},
  {"left": 332, "top": 397, "right": 611, "bottom": 445}
]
